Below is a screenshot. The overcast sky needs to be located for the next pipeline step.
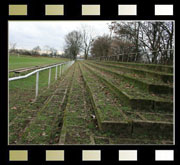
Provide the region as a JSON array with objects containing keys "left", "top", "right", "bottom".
[{"left": 9, "top": 21, "right": 112, "bottom": 53}]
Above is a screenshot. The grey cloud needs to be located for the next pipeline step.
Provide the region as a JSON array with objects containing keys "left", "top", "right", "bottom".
[{"left": 9, "top": 21, "right": 111, "bottom": 51}]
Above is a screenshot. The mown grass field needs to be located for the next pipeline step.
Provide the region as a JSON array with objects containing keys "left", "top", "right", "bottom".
[
  {"left": 9, "top": 54, "right": 69, "bottom": 70},
  {"left": 9, "top": 56, "right": 174, "bottom": 145}
]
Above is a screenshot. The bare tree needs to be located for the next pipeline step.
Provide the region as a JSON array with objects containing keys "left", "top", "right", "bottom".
[
  {"left": 80, "top": 25, "right": 95, "bottom": 60},
  {"left": 9, "top": 42, "right": 17, "bottom": 54},
  {"left": 108, "top": 21, "right": 174, "bottom": 64},
  {"left": 159, "top": 22, "right": 174, "bottom": 64},
  {"left": 108, "top": 22, "right": 141, "bottom": 61},
  {"left": 138, "top": 22, "right": 174, "bottom": 64},
  {"left": 64, "top": 30, "right": 83, "bottom": 60},
  {"left": 43, "top": 45, "right": 51, "bottom": 55},
  {"left": 32, "top": 46, "right": 41, "bottom": 55},
  {"left": 90, "top": 35, "right": 111, "bottom": 58},
  {"left": 49, "top": 47, "right": 58, "bottom": 57}
]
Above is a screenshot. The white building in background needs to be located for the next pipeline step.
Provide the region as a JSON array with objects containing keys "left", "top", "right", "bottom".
[
  {"left": 39, "top": 50, "right": 64, "bottom": 57},
  {"left": 39, "top": 50, "right": 51, "bottom": 55},
  {"left": 77, "top": 54, "right": 84, "bottom": 59}
]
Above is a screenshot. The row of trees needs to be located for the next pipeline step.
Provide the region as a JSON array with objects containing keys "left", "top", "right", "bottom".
[
  {"left": 63, "top": 25, "right": 95, "bottom": 60},
  {"left": 9, "top": 44, "right": 59, "bottom": 57},
  {"left": 10, "top": 21, "right": 174, "bottom": 64},
  {"left": 90, "top": 22, "right": 174, "bottom": 64},
  {"left": 64, "top": 21, "right": 174, "bottom": 64}
]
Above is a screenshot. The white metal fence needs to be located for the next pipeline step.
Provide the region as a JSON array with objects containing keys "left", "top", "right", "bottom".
[
  {"left": 9, "top": 61, "right": 74, "bottom": 100},
  {"left": 89, "top": 49, "right": 174, "bottom": 65}
]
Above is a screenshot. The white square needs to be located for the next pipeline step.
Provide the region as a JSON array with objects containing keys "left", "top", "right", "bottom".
[
  {"left": 155, "top": 150, "right": 174, "bottom": 161},
  {"left": 119, "top": 150, "right": 137, "bottom": 161},
  {"left": 155, "top": 5, "right": 173, "bottom": 15},
  {"left": 118, "top": 5, "right": 137, "bottom": 15}
]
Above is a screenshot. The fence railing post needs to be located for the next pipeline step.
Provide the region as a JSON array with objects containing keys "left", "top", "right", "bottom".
[
  {"left": 48, "top": 68, "right": 51, "bottom": 88},
  {"left": 59, "top": 65, "right": 61, "bottom": 77},
  {"left": 35, "top": 71, "right": 39, "bottom": 99},
  {"left": 62, "top": 64, "right": 63, "bottom": 74},
  {"left": 55, "top": 66, "right": 58, "bottom": 80}
]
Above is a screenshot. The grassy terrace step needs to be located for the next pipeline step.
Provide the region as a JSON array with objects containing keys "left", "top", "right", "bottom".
[
  {"left": 83, "top": 62, "right": 173, "bottom": 112},
  {"left": 9, "top": 65, "right": 75, "bottom": 144},
  {"left": 93, "top": 135, "right": 172, "bottom": 144},
  {"left": 79, "top": 63, "right": 132, "bottom": 135},
  {"left": 100, "top": 61, "right": 173, "bottom": 74},
  {"left": 59, "top": 63, "right": 94, "bottom": 144},
  {"left": 89, "top": 61, "right": 172, "bottom": 87},
  {"left": 109, "top": 138, "right": 173, "bottom": 144},
  {"left": 9, "top": 82, "right": 63, "bottom": 144},
  {"left": 92, "top": 61, "right": 173, "bottom": 83},
  {"left": 79, "top": 62, "right": 173, "bottom": 139},
  {"left": 85, "top": 61, "right": 173, "bottom": 95}
]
